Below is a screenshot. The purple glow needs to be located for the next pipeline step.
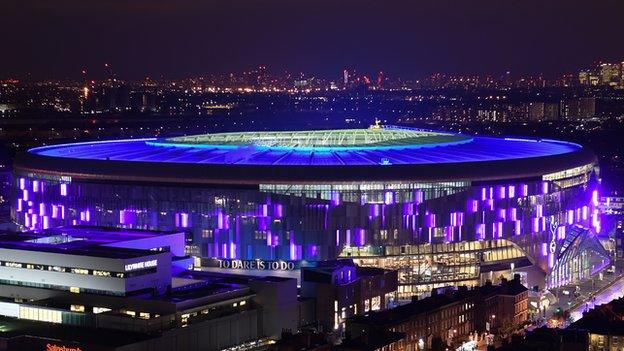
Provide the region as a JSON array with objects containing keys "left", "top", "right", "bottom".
[
  {"left": 476, "top": 224, "right": 486, "bottom": 240},
  {"left": 541, "top": 182, "right": 549, "bottom": 194},
  {"left": 521, "top": 184, "right": 528, "bottom": 197},
  {"left": 541, "top": 243, "right": 548, "bottom": 256},
  {"left": 230, "top": 243, "right": 237, "bottom": 259},
  {"left": 557, "top": 226, "right": 565, "bottom": 240},
  {"left": 536, "top": 204, "right": 543, "bottom": 218},
  {"left": 180, "top": 212, "right": 189, "bottom": 228},
  {"left": 290, "top": 242, "right": 296, "bottom": 260},
  {"left": 60, "top": 183, "right": 68, "bottom": 196},
  {"left": 481, "top": 188, "right": 487, "bottom": 201},
  {"left": 384, "top": 191, "right": 394, "bottom": 205},
  {"left": 414, "top": 190, "right": 423, "bottom": 203},
  {"left": 567, "top": 210, "right": 574, "bottom": 225},
  {"left": 468, "top": 199, "right": 478, "bottom": 213},
  {"left": 22, "top": 189, "right": 29, "bottom": 201},
  {"left": 445, "top": 226, "right": 453, "bottom": 242},
  {"left": 508, "top": 185, "right": 516, "bottom": 198},
  {"left": 42, "top": 216, "right": 50, "bottom": 229},
  {"left": 498, "top": 186, "right": 506, "bottom": 199},
  {"left": 331, "top": 192, "right": 340, "bottom": 206},
  {"left": 592, "top": 190, "right": 599, "bottom": 206},
  {"left": 356, "top": 228, "right": 365, "bottom": 246},
  {"left": 593, "top": 209, "right": 601, "bottom": 233},
  {"left": 33, "top": 180, "right": 40, "bottom": 193},
  {"left": 19, "top": 178, "right": 26, "bottom": 190},
  {"left": 515, "top": 220, "right": 521, "bottom": 235},
  {"left": 533, "top": 218, "right": 540, "bottom": 233},
  {"left": 497, "top": 208, "right": 506, "bottom": 221},
  {"left": 17, "top": 199, "right": 23, "bottom": 212}
]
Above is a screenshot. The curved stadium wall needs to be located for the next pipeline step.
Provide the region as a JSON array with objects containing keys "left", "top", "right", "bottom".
[{"left": 12, "top": 126, "right": 600, "bottom": 297}]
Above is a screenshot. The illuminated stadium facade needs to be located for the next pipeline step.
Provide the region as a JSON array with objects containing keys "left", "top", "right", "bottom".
[{"left": 12, "top": 125, "right": 606, "bottom": 298}]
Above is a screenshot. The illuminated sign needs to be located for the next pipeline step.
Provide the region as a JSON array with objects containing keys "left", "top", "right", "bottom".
[
  {"left": 124, "top": 259, "right": 157, "bottom": 271},
  {"left": 46, "top": 344, "right": 83, "bottom": 351},
  {"left": 216, "top": 259, "right": 297, "bottom": 271}
]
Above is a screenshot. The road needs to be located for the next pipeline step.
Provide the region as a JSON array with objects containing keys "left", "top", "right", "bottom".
[{"left": 568, "top": 272, "right": 624, "bottom": 322}]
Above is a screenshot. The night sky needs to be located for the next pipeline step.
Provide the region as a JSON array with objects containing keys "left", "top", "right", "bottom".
[{"left": 2, "top": 0, "right": 624, "bottom": 80}]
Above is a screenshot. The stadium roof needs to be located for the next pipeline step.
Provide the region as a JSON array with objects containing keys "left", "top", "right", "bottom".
[{"left": 16, "top": 126, "right": 596, "bottom": 184}]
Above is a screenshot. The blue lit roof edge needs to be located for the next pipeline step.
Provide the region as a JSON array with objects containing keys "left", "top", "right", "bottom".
[{"left": 29, "top": 138, "right": 158, "bottom": 154}]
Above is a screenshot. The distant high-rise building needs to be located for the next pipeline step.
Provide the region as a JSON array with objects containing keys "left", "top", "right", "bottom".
[
  {"left": 544, "top": 102, "right": 560, "bottom": 121},
  {"left": 579, "top": 97, "right": 596, "bottom": 118},
  {"left": 579, "top": 71, "right": 590, "bottom": 86},
  {"left": 561, "top": 97, "right": 596, "bottom": 121},
  {"left": 528, "top": 102, "right": 545, "bottom": 121},
  {"left": 600, "top": 63, "right": 620, "bottom": 86}
]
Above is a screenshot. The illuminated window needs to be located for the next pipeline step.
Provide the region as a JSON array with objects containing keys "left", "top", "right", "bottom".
[
  {"left": 93, "top": 307, "right": 111, "bottom": 314},
  {"left": 70, "top": 305, "right": 85, "bottom": 313}
]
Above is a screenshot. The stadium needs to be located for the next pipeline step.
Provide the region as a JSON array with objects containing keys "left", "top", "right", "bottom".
[{"left": 12, "top": 125, "right": 606, "bottom": 298}]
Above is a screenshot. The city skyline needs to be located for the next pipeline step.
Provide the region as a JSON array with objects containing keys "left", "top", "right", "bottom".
[{"left": 2, "top": 0, "right": 624, "bottom": 80}]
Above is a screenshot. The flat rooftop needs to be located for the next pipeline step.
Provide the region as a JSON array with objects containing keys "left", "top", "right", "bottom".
[
  {"left": 0, "top": 225, "right": 181, "bottom": 259},
  {"left": 0, "top": 316, "right": 154, "bottom": 348}
]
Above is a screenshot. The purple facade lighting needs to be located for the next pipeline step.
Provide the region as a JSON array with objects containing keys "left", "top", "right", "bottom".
[
  {"left": 592, "top": 190, "right": 599, "bottom": 206},
  {"left": 508, "top": 185, "right": 516, "bottom": 198},
  {"left": 521, "top": 184, "right": 528, "bottom": 197},
  {"left": 356, "top": 228, "right": 365, "bottom": 246},
  {"left": 476, "top": 224, "right": 485, "bottom": 240},
  {"left": 532, "top": 218, "right": 540, "bottom": 233},
  {"left": 19, "top": 178, "right": 26, "bottom": 190},
  {"left": 180, "top": 212, "right": 189, "bottom": 228},
  {"left": 498, "top": 186, "right": 506, "bottom": 199},
  {"left": 468, "top": 199, "right": 478, "bottom": 213},
  {"left": 32, "top": 180, "right": 40, "bottom": 193},
  {"left": 331, "top": 192, "right": 340, "bottom": 206},
  {"left": 60, "top": 183, "right": 68, "bottom": 196},
  {"left": 384, "top": 191, "right": 394, "bottom": 205}
]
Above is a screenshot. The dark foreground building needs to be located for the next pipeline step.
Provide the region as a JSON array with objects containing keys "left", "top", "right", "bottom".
[
  {"left": 346, "top": 276, "right": 528, "bottom": 350},
  {"left": 12, "top": 125, "right": 605, "bottom": 297}
]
